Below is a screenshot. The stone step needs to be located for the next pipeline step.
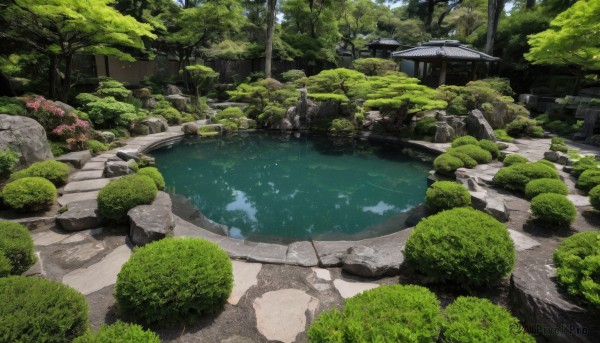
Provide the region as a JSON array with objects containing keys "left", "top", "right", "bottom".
[
  {"left": 70, "top": 169, "right": 104, "bottom": 181},
  {"left": 63, "top": 178, "right": 112, "bottom": 194},
  {"left": 81, "top": 161, "right": 105, "bottom": 171},
  {"left": 58, "top": 190, "right": 100, "bottom": 206}
]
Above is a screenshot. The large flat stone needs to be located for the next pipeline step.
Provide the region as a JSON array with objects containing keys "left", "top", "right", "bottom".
[
  {"left": 247, "top": 243, "right": 288, "bottom": 264},
  {"left": 63, "top": 178, "right": 112, "bottom": 194},
  {"left": 128, "top": 204, "right": 175, "bottom": 246},
  {"left": 311, "top": 268, "right": 332, "bottom": 281},
  {"left": 342, "top": 245, "right": 402, "bottom": 278},
  {"left": 567, "top": 194, "right": 591, "bottom": 207},
  {"left": 62, "top": 245, "right": 132, "bottom": 295},
  {"left": 228, "top": 261, "right": 263, "bottom": 305},
  {"left": 509, "top": 229, "right": 541, "bottom": 251},
  {"left": 219, "top": 238, "right": 258, "bottom": 259},
  {"left": 253, "top": 289, "right": 319, "bottom": 343},
  {"left": 58, "top": 191, "right": 100, "bottom": 206},
  {"left": 172, "top": 219, "right": 226, "bottom": 244},
  {"left": 56, "top": 150, "right": 92, "bottom": 169},
  {"left": 312, "top": 241, "right": 355, "bottom": 267},
  {"left": 333, "top": 279, "right": 379, "bottom": 299},
  {"left": 32, "top": 229, "right": 70, "bottom": 246},
  {"left": 81, "top": 161, "right": 106, "bottom": 171},
  {"left": 70, "top": 169, "right": 104, "bottom": 181},
  {"left": 57, "top": 241, "right": 106, "bottom": 264},
  {"left": 286, "top": 241, "right": 318, "bottom": 266},
  {"left": 56, "top": 199, "right": 103, "bottom": 231}
]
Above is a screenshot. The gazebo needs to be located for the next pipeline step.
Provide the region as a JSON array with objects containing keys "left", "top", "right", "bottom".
[
  {"left": 392, "top": 40, "right": 499, "bottom": 87},
  {"left": 366, "top": 38, "right": 401, "bottom": 59}
]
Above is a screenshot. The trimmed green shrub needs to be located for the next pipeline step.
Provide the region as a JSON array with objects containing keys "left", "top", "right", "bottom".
[
  {"left": 451, "top": 135, "right": 478, "bottom": 147},
  {"left": 0, "top": 221, "right": 35, "bottom": 275},
  {"left": 73, "top": 321, "right": 160, "bottom": 343},
  {"left": 524, "top": 178, "right": 568, "bottom": 199},
  {"left": 308, "top": 285, "right": 442, "bottom": 343},
  {"left": 425, "top": 181, "right": 471, "bottom": 212},
  {"left": 405, "top": 208, "right": 515, "bottom": 288},
  {"left": 0, "top": 148, "right": 20, "bottom": 177},
  {"left": 493, "top": 129, "right": 514, "bottom": 142},
  {"left": 503, "top": 154, "right": 528, "bottom": 166},
  {"left": 215, "top": 107, "right": 244, "bottom": 121},
  {"left": 506, "top": 116, "right": 544, "bottom": 138},
  {"left": 478, "top": 139, "right": 500, "bottom": 159},
  {"left": 97, "top": 174, "right": 157, "bottom": 221},
  {"left": 50, "top": 142, "right": 66, "bottom": 157},
  {"left": 115, "top": 238, "right": 233, "bottom": 326},
  {"left": 86, "top": 140, "right": 109, "bottom": 154},
  {"left": 576, "top": 169, "right": 600, "bottom": 192},
  {"left": 530, "top": 193, "right": 576, "bottom": 227},
  {"left": 550, "top": 137, "right": 569, "bottom": 153},
  {"left": 442, "top": 296, "right": 535, "bottom": 343},
  {"left": 218, "top": 119, "right": 238, "bottom": 132},
  {"left": 137, "top": 167, "right": 165, "bottom": 190},
  {"left": 493, "top": 162, "right": 560, "bottom": 192},
  {"left": 554, "top": 231, "right": 600, "bottom": 308},
  {"left": 2, "top": 177, "right": 57, "bottom": 211},
  {"left": 329, "top": 118, "right": 357, "bottom": 136},
  {"left": 0, "top": 276, "right": 89, "bottom": 343},
  {"left": 447, "top": 151, "right": 477, "bottom": 168},
  {"left": 590, "top": 185, "right": 600, "bottom": 210},
  {"left": 572, "top": 156, "right": 599, "bottom": 177},
  {"left": 0, "top": 254, "right": 10, "bottom": 277},
  {"left": 281, "top": 69, "right": 306, "bottom": 82},
  {"left": 9, "top": 160, "right": 69, "bottom": 186},
  {"left": 537, "top": 159, "right": 557, "bottom": 169},
  {"left": 414, "top": 116, "right": 437, "bottom": 137},
  {"left": 0, "top": 96, "right": 26, "bottom": 116},
  {"left": 434, "top": 153, "right": 464, "bottom": 175},
  {"left": 448, "top": 144, "right": 492, "bottom": 164}
]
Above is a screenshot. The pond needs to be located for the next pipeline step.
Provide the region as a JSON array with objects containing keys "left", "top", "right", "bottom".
[{"left": 151, "top": 132, "right": 431, "bottom": 242}]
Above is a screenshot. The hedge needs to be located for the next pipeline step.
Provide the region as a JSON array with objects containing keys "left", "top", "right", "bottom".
[
  {"left": 503, "top": 154, "right": 528, "bottom": 167},
  {"left": 425, "top": 181, "right": 471, "bottom": 213},
  {"left": 0, "top": 221, "right": 35, "bottom": 275},
  {"left": 493, "top": 162, "right": 560, "bottom": 192},
  {"left": 137, "top": 167, "right": 165, "bottom": 190},
  {"left": 1, "top": 177, "right": 57, "bottom": 211},
  {"left": 9, "top": 160, "right": 69, "bottom": 186},
  {"left": 97, "top": 174, "right": 157, "bottom": 221},
  {"left": 530, "top": 193, "right": 576, "bottom": 227},
  {"left": 524, "top": 178, "right": 568, "bottom": 199},
  {"left": 73, "top": 321, "right": 160, "bottom": 343}
]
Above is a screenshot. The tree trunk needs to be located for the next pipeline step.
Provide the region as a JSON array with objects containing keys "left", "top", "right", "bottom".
[
  {"left": 485, "top": 0, "right": 504, "bottom": 55},
  {"left": 525, "top": 0, "right": 535, "bottom": 9},
  {"left": 60, "top": 54, "right": 73, "bottom": 101},
  {"left": 265, "top": 0, "right": 277, "bottom": 78},
  {"left": 48, "top": 55, "right": 58, "bottom": 99}
]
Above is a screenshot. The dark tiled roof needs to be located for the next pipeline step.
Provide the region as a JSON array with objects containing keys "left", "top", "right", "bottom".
[
  {"left": 367, "top": 38, "right": 401, "bottom": 47},
  {"left": 392, "top": 40, "right": 499, "bottom": 61}
]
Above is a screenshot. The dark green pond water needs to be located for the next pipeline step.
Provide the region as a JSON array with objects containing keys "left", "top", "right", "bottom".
[{"left": 151, "top": 132, "right": 431, "bottom": 242}]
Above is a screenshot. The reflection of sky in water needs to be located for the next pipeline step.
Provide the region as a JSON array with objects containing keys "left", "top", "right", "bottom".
[
  {"left": 225, "top": 190, "right": 257, "bottom": 222},
  {"left": 362, "top": 201, "right": 397, "bottom": 215}
]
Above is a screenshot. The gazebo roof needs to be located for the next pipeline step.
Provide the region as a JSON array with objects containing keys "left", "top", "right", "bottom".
[
  {"left": 366, "top": 38, "right": 401, "bottom": 48},
  {"left": 392, "top": 40, "right": 499, "bottom": 62}
]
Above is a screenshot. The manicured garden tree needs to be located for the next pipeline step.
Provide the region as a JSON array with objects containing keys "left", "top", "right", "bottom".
[
  {"left": 0, "top": 221, "right": 35, "bottom": 276},
  {"left": 530, "top": 193, "right": 576, "bottom": 227},
  {"left": 115, "top": 238, "right": 233, "bottom": 326},
  {"left": 442, "top": 297, "right": 535, "bottom": 342},
  {"left": 1, "top": 177, "right": 57, "bottom": 211},
  {"left": 308, "top": 285, "right": 442, "bottom": 342},
  {"left": 185, "top": 64, "right": 219, "bottom": 100},
  {"left": 307, "top": 68, "right": 370, "bottom": 108},
  {"left": 329, "top": 118, "right": 357, "bottom": 136},
  {"left": 73, "top": 321, "right": 160, "bottom": 343},
  {"left": 0, "top": 276, "right": 89, "bottom": 342},
  {"left": 425, "top": 181, "right": 471, "bottom": 213},
  {"left": 405, "top": 208, "right": 515, "bottom": 288},
  {"left": 554, "top": 231, "right": 600, "bottom": 309},
  {"left": 97, "top": 174, "right": 157, "bottom": 222},
  {"left": 352, "top": 58, "right": 397, "bottom": 76}
]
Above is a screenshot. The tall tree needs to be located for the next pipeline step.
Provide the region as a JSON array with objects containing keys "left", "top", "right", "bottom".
[
  {"left": 485, "top": 0, "right": 504, "bottom": 55},
  {"left": 265, "top": 0, "right": 277, "bottom": 78},
  {"left": 0, "top": 0, "right": 155, "bottom": 100}
]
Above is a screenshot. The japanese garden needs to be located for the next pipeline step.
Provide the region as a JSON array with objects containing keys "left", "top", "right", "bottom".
[{"left": 0, "top": 0, "right": 599, "bottom": 342}]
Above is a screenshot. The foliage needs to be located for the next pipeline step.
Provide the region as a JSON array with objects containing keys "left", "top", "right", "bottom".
[
  {"left": 0, "top": 97, "right": 26, "bottom": 116},
  {"left": 151, "top": 100, "right": 181, "bottom": 125},
  {"left": 308, "top": 285, "right": 442, "bottom": 343},
  {"left": 554, "top": 231, "right": 600, "bottom": 308},
  {"left": 524, "top": 178, "right": 568, "bottom": 199},
  {"left": 576, "top": 169, "right": 600, "bottom": 192},
  {"left": 506, "top": 116, "right": 544, "bottom": 138},
  {"left": 503, "top": 154, "right": 528, "bottom": 167},
  {"left": 50, "top": 142, "right": 66, "bottom": 157},
  {"left": 537, "top": 159, "right": 557, "bottom": 169},
  {"left": 218, "top": 119, "right": 239, "bottom": 133},
  {"left": 478, "top": 139, "right": 500, "bottom": 159},
  {"left": 115, "top": 238, "right": 233, "bottom": 326},
  {"left": 433, "top": 153, "right": 464, "bottom": 175},
  {"left": 215, "top": 107, "right": 244, "bottom": 121},
  {"left": 9, "top": 160, "right": 69, "bottom": 186},
  {"left": 447, "top": 151, "right": 478, "bottom": 168},
  {"left": 73, "top": 321, "right": 160, "bottom": 343},
  {"left": 307, "top": 68, "right": 368, "bottom": 99},
  {"left": 550, "top": 137, "right": 568, "bottom": 153},
  {"left": 258, "top": 104, "right": 287, "bottom": 126},
  {"left": 530, "top": 193, "right": 576, "bottom": 227},
  {"left": 493, "top": 162, "right": 560, "bottom": 192},
  {"left": 352, "top": 58, "right": 397, "bottom": 76},
  {"left": 0, "top": 255, "right": 10, "bottom": 277},
  {"left": 185, "top": 64, "right": 219, "bottom": 99},
  {"left": 414, "top": 117, "right": 437, "bottom": 137},
  {"left": 425, "top": 181, "right": 471, "bottom": 213},
  {"left": 405, "top": 207, "right": 515, "bottom": 288},
  {"left": 77, "top": 94, "right": 141, "bottom": 128},
  {"left": 493, "top": 129, "right": 514, "bottom": 142},
  {"left": 137, "top": 167, "right": 165, "bottom": 191},
  {"left": 0, "top": 221, "right": 35, "bottom": 276},
  {"left": 451, "top": 135, "right": 478, "bottom": 147},
  {"left": 447, "top": 144, "right": 492, "bottom": 164},
  {"left": 97, "top": 174, "right": 157, "bottom": 221},
  {"left": 590, "top": 185, "right": 600, "bottom": 211},
  {"left": 86, "top": 140, "right": 109, "bottom": 154},
  {"left": 0, "top": 148, "right": 20, "bottom": 177},
  {"left": 1, "top": 177, "right": 56, "bottom": 211},
  {"left": 329, "top": 118, "right": 357, "bottom": 136},
  {"left": 95, "top": 78, "right": 131, "bottom": 101},
  {"left": 281, "top": 69, "right": 306, "bottom": 82},
  {"left": 0, "top": 276, "right": 89, "bottom": 343},
  {"left": 442, "top": 297, "right": 535, "bottom": 343},
  {"left": 572, "top": 156, "right": 600, "bottom": 177}
]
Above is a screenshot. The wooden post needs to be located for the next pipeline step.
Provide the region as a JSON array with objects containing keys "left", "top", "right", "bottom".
[
  {"left": 471, "top": 62, "right": 478, "bottom": 81},
  {"left": 423, "top": 62, "right": 428, "bottom": 77},
  {"left": 439, "top": 60, "right": 447, "bottom": 85},
  {"left": 413, "top": 61, "right": 420, "bottom": 78}
]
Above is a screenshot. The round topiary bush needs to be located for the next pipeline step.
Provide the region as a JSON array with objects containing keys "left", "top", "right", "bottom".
[
  {"left": 0, "top": 254, "right": 11, "bottom": 277},
  {"left": 0, "top": 276, "right": 89, "bottom": 343},
  {"left": 405, "top": 208, "right": 515, "bottom": 288},
  {"left": 308, "top": 285, "right": 442, "bottom": 342},
  {"left": 537, "top": 159, "right": 557, "bottom": 169},
  {"left": 115, "top": 238, "right": 233, "bottom": 326},
  {"left": 434, "top": 153, "right": 464, "bottom": 175},
  {"left": 553, "top": 231, "right": 600, "bottom": 308},
  {"left": 448, "top": 144, "right": 492, "bottom": 164},
  {"left": 503, "top": 154, "right": 528, "bottom": 167},
  {"left": 136, "top": 167, "right": 165, "bottom": 190},
  {"left": 73, "top": 321, "right": 160, "bottom": 343},
  {"left": 451, "top": 135, "right": 478, "bottom": 148},
  {"left": 0, "top": 221, "right": 35, "bottom": 275},
  {"left": 447, "top": 151, "right": 478, "bottom": 168},
  {"left": 590, "top": 185, "right": 600, "bottom": 210},
  {"left": 97, "top": 174, "right": 157, "bottom": 221},
  {"left": 576, "top": 169, "right": 600, "bottom": 192},
  {"left": 493, "top": 162, "right": 560, "bottom": 192},
  {"left": 530, "top": 193, "right": 576, "bottom": 227},
  {"left": 425, "top": 181, "right": 471, "bottom": 212},
  {"left": 9, "top": 160, "right": 69, "bottom": 186},
  {"left": 478, "top": 139, "right": 500, "bottom": 159},
  {"left": 442, "top": 296, "right": 535, "bottom": 343},
  {"left": 524, "top": 178, "right": 568, "bottom": 199},
  {"left": 1, "top": 177, "right": 57, "bottom": 211}
]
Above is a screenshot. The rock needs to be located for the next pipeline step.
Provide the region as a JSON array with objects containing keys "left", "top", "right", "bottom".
[
  {"left": 144, "top": 117, "right": 168, "bottom": 134},
  {"left": 278, "top": 118, "right": 293, "bottom": 130},
  {"left": 342, "top": 245, "right": 401, "bottom": 278},
  {"left": 286, "top": 241, "right": 319, "bottom": 267},
  {"left": 312, "top": 268, "right": 332, "bottom": 281},
  {"left": 54, "top": 101, "right": 76, "bottom": 115},
  {"left": 116, "top": 150, "right": 140, "bottom": 162},
  {"left": 508, "top": 230, "right": 540, "bottom": 251},
  {"left": 0, "top": 114, "right": 54, "bottom": 168},
  {"left": 470, "top": 190, "right": 488, "bottom": 210},
  {"left": 63, "top": 178, "right": 111, "bottom": 194},
  {"left": 484, "top": 196, "right": 509, "bottom": 222},
  {"left": 405, "top": 204, "right": 428, "bottom": 227},
  {"left": 563, "top": 165, "right": 574, "bottom": 173},
  {"left": 433, "top": 120, "right": 455, "bottom": 143},
  {"left": 128, "top": 204, "right": 175, "bottom": 246},
  {"left": 363, "top": 111, "right": 383, "bottom": 130},
  {"left": 95, "top": 131, "right": 115, "bottom": 143},
  {"left": 165, "top": 84, "right": 182, "bottom": 95},
  {"left": 544, "top": 150, "right": 561, "bottom": 162},
  {"left": 165, "top": 94, "right": 190, "bottom": 111},
  {"left": 56, "top": 199, "right": 103, "bottom": 231},
  {"left": 182, "top": 122, "right": 199, "bottom": 135},
  {"left": 450, "top": 116, "right": 467, "bottom": 137},
  {"left": 333, "top": 279, "right": 379, "bottom": 299},
  {"left": 132, "top": 87, "right": 152, "bottom": 99},
  {"left": 511, "top": 264, "right": 599, "bottom": 343},
  {"left": 466, "top": 109, "right": 495, "bottom": 141},
  {"left": 228, "top": 261, "right": 262, "bottom": 305},
  {"left": 558, "top": 154, "right": 571, "bottom": 166},
  {"left": 104, "top": 161, "right": 132, "bottom": 177},
  {"left": 56, "top": 150, "right": 92, "bottom": 169},
  {"left": 238, "top": 118, "right": 250, "bottom": 130}
]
